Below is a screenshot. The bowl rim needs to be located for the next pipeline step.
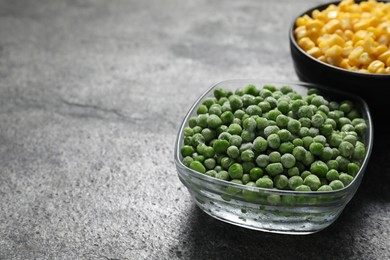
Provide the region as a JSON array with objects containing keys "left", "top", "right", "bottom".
[
  {"left": 289, "top": 0, "right": 390, "bottom": 78},
  {"left": 174, "top": 78, "right": 374, "bottom": 196}
]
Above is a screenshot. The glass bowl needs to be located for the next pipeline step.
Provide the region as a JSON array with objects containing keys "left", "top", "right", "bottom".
[{"left": 174, "top": 79, "right": 373, "bottom": 235}]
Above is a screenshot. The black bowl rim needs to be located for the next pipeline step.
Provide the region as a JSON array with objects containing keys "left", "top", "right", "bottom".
[{"left": 289, "top": 0, "right": 390, "bottom": 78}]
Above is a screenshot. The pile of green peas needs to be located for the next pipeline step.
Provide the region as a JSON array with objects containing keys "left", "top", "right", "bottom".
[{"left": 180, "top": 84, "right": 367, "bottom": 192}]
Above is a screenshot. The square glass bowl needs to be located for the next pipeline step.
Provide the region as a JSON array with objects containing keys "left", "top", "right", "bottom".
[{"left": 174, "top": 79, "right": 373, "bottom": 235}]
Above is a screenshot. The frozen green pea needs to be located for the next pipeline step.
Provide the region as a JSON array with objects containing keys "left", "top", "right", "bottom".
[
  {"left": 253, "top": 136, "right": 268, "bottom": 152},
  {"left": 299, "top": 127, "right": 310, "bottom": 137},
  {"left": 352, "top": 118, "right": 365, "bottom": 126},
  {"left": 336, "top": 156, "right": 349, "bottom": 172},
  {"left": 228, "top": 163, "right": 243, "bottom": 179},
  {"left": 255, "top": 177, "right": 274, "bottom": 189},
  {"left": 221, "top": 157, "right": 234, "bottom": 169},
  {"left": 264, "top": 125, "right": 280, "bottom": 137},
  {"left": 269, "top": 151, "right": 281, "bottom": 163},
  {"left": 317, "top": 185, "right": 332, "bottom": 191},
  {"left": 343, "top": 134, "right": 357, "bottom": 146},
  {"left": 277, "top": 129, "right": 292, "bottom": 142},
  {"left": 281, "top": 153, "right": 296, "bottom": 168},
  {"left": 326, "top": 169, "right": 339, "bottom": 182},
  {"left": 196, "top": 114, "right": 208, "bottom": 128},
  {"left": 218, "top": 132, "right": 231, "bottom": 142},
  {"left": 181, "top": 145, "right": 195, "bottom": 157},
  {"left": 242, "top": 162, "right": 255, "bottom": 173},
  {"left": 183, "top": 136, "right": 192, "bottom": 146},
  {"left": 274, "top": 175, "right": 289, "bottom": 189},
  {"left": 216, "top": 170, "right": 229, "bottom": 180},
  {"left": 267, "top": 109, "right": 282, "bottom": 121},
  {"left": 228, "top": 123, "right": 242, "bottom": 135},
  {"left": 203, "top": 146, "right": 215, "bottom": 158},
  {"left": 189, "top": 116, "right": 197, "bottom": 128},
  {"left": 239, "top": 142, "right": 253, "bottom": 153},
  {"left": 241, "top": 149, "right": 255, "bottom": 162},
  {"left": 308, "top": 127, "right": 319, "bottom": 137},
  {"left": 216, "top": 125, "right": 228, "bottom": 135},
  {"left": 302, "top": 151, "right": 315, "bottom": 166},
  {"left": 229, "top": 135, "right": 242, "bottom": 147},
  {"left": 214, "top": 87, "right": 229, "bottom": 99},
  {"left": 338, "top": 117, "right": 352, "bottom": 128},
  {"left": 256, "top": 154, "right": 269, "bottom": 168},
  {"left": 226, "top": 179, "right": 243, "bottom": 195},
  {"left": 319, "top": 147, "right": 333, "bottom": 162},
  {"left": 288, "top": 166, "right": 300, "bottom": 177},
  {"left": 258, "top": 101, "right": 271, "bottom": 113},
  {"left": 221, "top": 101, "right": 231, "bottom": 112},
  {"left": 242, "top": 173, "right": 251, "bottom": 184},
  {"left": 327, "top": 159, "right": 339, "bottom": 170},
  {"left": 299, "top": 117, "right": 311, "bottom": 128},
  {"left": 250, "top": 167, "right": 264, "bottom": 180},
  {"left": 244, "top": 84, "right": 259, "bottom": 96},
  {"left": 279, "top": 142, "right": 294, "bottom": 154},
  {"left": 302, "top": 136, "right": 314, "bottom": 150},
  {"left": 339, "top": 141, "right": 354, "bottom": 157},
  {"left": 183, "top": 127, "right": 193, "bottom": 136},
  {"left": 205, "top": 170, "right": 217, "bottom": 177},
  {"left": 255, "top": 117, "right": 269, "bottom": 130},
  {"left": 339, "top": 173, "right": 353, "bottom": 186},
  {"left": 352, "top": 142, "right": 366, "bottom": 160},
  {"left": 320, "top": 124, "right": 333, "bottom": 137},
  {"left": 339, "top": 100, "right": 353, "bottom": 114},
  {"left": 192, "top": 133, "right": 205, "bottom": 147},
  {"left": 355, "top": 123, "right": 367, "bottom": 136},
  {"left": 347, "top": 162, "right": 360, "bottom": 177},
  {"left": 182, "top": 156, "right": 194, "bottom": 167},
  {"left": 310, "top": 160, "right": 329, "bottom": 178},
  {"left": 293, "top": 138, "right": 303, "bottom": 147},
  {"left": 265, "top": 162, "right": 284, "bottom": 177},
  {"left": 214, "top": 165, "right": 222, "bottom": 172},
  {"left": 194, "top": 154, "right": 205, "bottom": 163},
  {"left": 277, "top": 100, "right": 290, "bottom": 114},
  {"left": 243, "top": 117, "right": 257, "bottom": 131},
  {"left": 293, "top": 146, "right": 307, "bottom": 162},
  {"left": 234, "top": 109, "right": 245, "bottom": 119},
  {"left": 213, "top": 139, "right": 230, "bottom": 154},
  {"left": 300, "top": 170, "right": 311, "bottom": 180},
  {"left": 309, "top": 142, "right": 324, "bottom": 156},
  {"left": 265, "top": 96, "right": 278, "bottom": 108},
  {"left": 209, "top": 104, "right": 222, "bottom": 116},
  {"left": 229, "top": 95, "right": 243, "bottom": 111},
  {"left": 341, "top": 124, "right": 355, "bottom": 132},
  {"left": 329, "top": 133, "right": 343, "bottom": 148},
  {"left": 288, "top": 176, "right": 303, "bottom": 190},
  {"left": 295, "top": 185, "right": 311, "bottom": 191},
  {"left": 197, "top": 105, "right": 208, "bottom": 114},
  {"left": 311, "top": 113, "right": 324, "bottom": 127},
  {"left": 329, "top": 101, "right": 339, "bottom": 110},
  {"left": 298, "top": 105, "right": 314, "bottom": 118},
  {"left": 227, "top": 146, "right": 240, "bottom": 159},
  {"left": 332, "top": 148, "right": 340, "bottom": 159},
  {"left": 202, "top": 97, "right": 216, "bottom": 108},
  {"left": 246, "top": 105, "right": 262, "bottom": 116},
  {"left": 204, "top": 158, "right": 216, "bottom": 170},
  {"left": 329, "top": 180, "right": 344, "bottom": 190},
  {"left": 304, "top": 174, "right": 321, "bottom": 191},
  {"left": 267, "top": 133, "right": 281, "bottom": 149},
  {"left": 276, "top": 114, "right": 289, "bottom": 128},
  {"left": 241, "top": 130, "right": 255, "bottom": 142},
  {"left": 287, "top": 119, "right": 301, "bottom": 134},
  {"left": 189, "top": 161, "right": 206, "bottom": 173},
  {"left": 220, "top": 111, "right": 234, "bottom": 125},
  {"left": 201, "top": 128, "right": 216, "bottom": 142},
  {"left": 290, "top": 99, "right": 306, "bottom": 113}
]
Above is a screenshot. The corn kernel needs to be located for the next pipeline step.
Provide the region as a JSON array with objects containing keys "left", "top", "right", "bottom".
[
  {"left": 378, "top": 50, "right": 390, "bottom": 62},
  {"left": 367, "top": 60, "right": 385, "bottom": 73},
  {"left": 359, "top": 52, "right": 373, "bottom": 66},
  {"left": 374, "top": 45, "right": 388, "bottom": 56},
  {"left": 324, "top": 19, "right": 341, "bottom": 33},
  {"left": 307, "top": 47, "right": 322, "bottom": 58},
  {"left": 298, "top": 37, "right": 316, "bottom": 51}
]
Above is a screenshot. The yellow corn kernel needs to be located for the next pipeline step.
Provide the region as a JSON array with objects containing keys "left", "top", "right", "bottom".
[
  {"left": 298, "top": 37, "right": 315, "bottom": 51},
  {"left": 352, "top": 30, "right": 369, "bottom": 44},
  {"left": 340, "top": 18, "right": 352, "bottom": 30},
  {"left": 377, "top": 68, "right": 386, "bottom": 74},
  {"left": 307, "top": 47, "right": 322, "bottom": 58},
  {"left": 386, "top": 56, "right": 390, "bottom": 67},
  {"left": 325, "top": 45, "right": 343, "bottom": 65},
  {"left": 377, "top": 34, "right": 389, "bottom": 46},
  {"left": 354, "top": 39, "right": 364, "bottom": 47},
  {"left": 367, "top": 27, "right": 381, "bottom": 38},
  {"left": 330, "top": 34, "right": 346, "bottom": 46},
  {"left": 378, "top": 50, "right": 390, "bottom": 62},
  {"left": 317, "top": 55, "right": 326, "bottom": 62},
  {"left": 348, "top": 46, "right": 364, "bottom": 66},
  {"left": 312, "top": 9, "right": 327, "bottom": 22},
  {"left": 362, "top": 36, "right": 376, "bottom": 54},
  {"left": 294, "top": 26, "right": 307, "bottom": 40},
  {"left": 344, "top": 30, "right": 354, "bottom": 40},
  {"left": 359, "top": 52, "right": 373, "bottom": 66},
  {"left": 296, "top": 15, "right": 312, "bottom": 27},
  {"left": 353, "top": 20, "right": 371, "bottom": 31},
  {"left": 339, "top": 59, "right": 351, "bottom": 69},
  {"left": 323, "top": 19, "right": 341, "bottom": 34},
  {"left": 359, "top": 69, "right": 370, "bottom": 74},
  {"left": 374, "top": 45, "right": 388, "bottom": 56},
  {"left": 385, "top": 67, "right": 390, "bottom": 74},
  {"left": 339, "top": 0, "right": 354, "bottom": 12},
  {"left": 342, "top": 42, "right": 354, "bottom": 57},
  {"left": 367, "top": 60, "right": 385, "bottom": 73}
]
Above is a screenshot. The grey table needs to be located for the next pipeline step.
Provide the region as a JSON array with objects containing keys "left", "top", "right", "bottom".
[{"left": 1, "top": 0, "right": 389, "bottom": 259}]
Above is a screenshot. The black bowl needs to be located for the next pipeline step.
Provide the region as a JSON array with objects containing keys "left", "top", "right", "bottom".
[{"left": 289, "top": 0, "right": 390, "bottom": 123}]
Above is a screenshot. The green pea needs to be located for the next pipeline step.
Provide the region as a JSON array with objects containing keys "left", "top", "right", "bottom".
[
  {"left": 221, "top": 157, "right": 234, "bottom": 170},
  {"left": 309, "top": 142, "right": 324, "bottom": 156},
  {"left": 214, "top": 165, "right": 223, "bottom": 172},
  {"left": 311, "top": 113, "right": 324, "bottom": 128},
  {"left": 291, "top": 99, "right": 306, "bottom": 113},
  {"left": 243, "top": 117, "right": 257, "bottom": 131},
  {"left": 242, "top": 162, "right": 255, "bottom": 174},
  {"left": 267, "top": 109, "right": 282, "bottom": 121},
  {"left": 276, "top": 114, "right": 289, "bottom": 128},
  {"left": 255, "top": 117, "right": 269, "bottom": 130},
  {"left": 336, "top": 156, "right": 349, "bottom": 172},
  {"left": 279, "top": 141, "right": 294, "bottom": 154},
  {"left": 263, "top": 125, "right": 280, "bottom": 137},
  {"left": 216, "top": 125, "right": 228, "bottom": 135},
  {"left": 204, "top": 158, "right": 216, "bottom": 170},
  {"left": 203, "top": 146, "right": 215, "bottom": 158},
  {"left": 197, "top": 105, "right": 208, "bottom": 114},
  {"left": 228, "top": 123, "right": 242, "bottom": 135},
  {"left": 258, "top": 101, "right": 271, "bottom": 113},
  {"left": 277, "top": 100, "right": 290, "bottom": 114},
  {"left": 181, "top": 145, "right": 195, "bottom": 157},
  {"left": 300, "top": 170, "right": 311, "bottom": 180},
  {"left": 287, "top": 166, "right": 299, "bottom": 177},
  {"left": 277, "top": 129, "right": 292, "bottom": 142},
  {"left": 288, "top": 176, "right": 303, "bottom": 190},
  {"left": 269, "top": 151, "right": 281, "bottom": 163},
  {"left": 244, "top": 84, "right": 259, "bottom": 96},
  {"left": 302, "top": 136, "right": 314, "bottom": 150},
  {"left": 250, "top": 167, "right": 264, "bottom": 180},
  {"left": 229, "top": 95, "right": 243, "bottom": 111},
  {"left": 302, "top": 151, "right": 315, "bottom": 166},
  {"left": 327, "top": 159, "right": 339, "bottom": 170},
  {"left": 293, "top": 138, "right": 303, "bottom": 147},
  {"left": 226, "top": 179, "right": 243, "bottom": 195},
  {"left": 339, "top": 141, "right": 354, "bottom": 157},
  {"left": 347, "top": 162, "right": 360, "bottom": 177},
  {"left": 196, "top": 114, "right": 208, "bottom": 128},
  {"left": 227, "top": 146, "right": 240, "bottom": 159},
  {"left": 281, "top": 153, "right": 296, "bottom": 168},
  {"left": 320, "top": 124, "right": 333, "bottom": 137},
  {"left": 355, "top": 123, "right": 367, "bottom": 136},
  {"left": 265, "top": 162, "right": 284, "bottom": 177},
  {"left": 303, "top": 174, "right": 321, "bottom": 191},
  {"left": 308, "top": 127, "right": 319, "bottom": 137},
  {"left": 310, "top": 160, "right": 329, "bottom": 178},
  {"left": 241, "top": 149, "right": 255, "bottom": 162},
  {"left": 220, "top": 111, "right": 234, "bottom": 125},
  {"left": 329, "top": 133, "right": 343, "bottom": 148},
  {"left": 339, "top": 100, "right": 353, "bottom": 114},
  {"left": 229, "top": 134, "right": 243, "bottom": 147},
  {"left": 214, "top": 87, "right": 229, "bottom": 99},
  {"left": 298, "top": 105, "right": 314, "bottom": 118},
  {"left": 299, "top": 127, "right": 310, "bottom": 137},
  {"left": 189, "top": 161, "right": 206, "bottom": 173},
  {"left": 241, "top": 94, "right": 256, "bottom": 107},
  {"left": 253, "top": 136, "right": 268, "bottom": 152},
  {"left": 246, "top": 105, "right": 262, "bottom": 116},
  {"left": 317, "top": 185, "right": 333, "bottom": 191},
  {"left": 343, "top": 134, "right": 357, "bottom": 146},
  {"left": 218, "top": 132, "right": 232, "bottom": 142},
  {"left": 267, "top": 133, "right": 281, "bottom": 149},
  {"left": 194, "top": 154, "right": 205, "bottom": 163},
  {"left": 192, "top": 133, "right": 205, "bottom": 147},
  {"left": 256, "top": 154, "right": 269, "bottom": 168},
  {"left": 242, "top": 173, "right": 251, "bottom": 184},
  {"left": 293, "top": 146, "right": 307, "bottom": 162},
  {"left": 228, "top": 163, "right": 243, "bottom": 179},
  {"left": 329, "top": 180, "right": 344, "bottom": 190},
  {"left": 339, "top": 173, "right": 354, "bottom": 186},
  {"left": 255, "top": 177, "right": 274, "bottom": 188},
  {"left": 295, "top": 185, "right": 311, "bottom": 191},
  {"left": 182, "top": 156, "right": 194, "bottom": 167},
  {"left": 188, "top": 116, "right": 197, "bottom": 128},
  {"left": 216, "top": 170, "right": 229, "bottom": 181},
  {"left": 265, "top": 96, "right": 278, "bottom": 108},
  {"left": 326, "top": 169, "right": 339, "bottom": 182},
  {"left": 274, "top": 175, "right": 289, "bottom": 189},
  {"left": 287, "top": 119, "right": 301, "bottom": 134},
  {"left": 352, "top": 141, "right": 366, "bottom": 160}
]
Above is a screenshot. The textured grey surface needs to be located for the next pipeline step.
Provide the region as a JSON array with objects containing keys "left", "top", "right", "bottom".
[{"left": 0, "top": 0, "right": 389, "bottom": 259}]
